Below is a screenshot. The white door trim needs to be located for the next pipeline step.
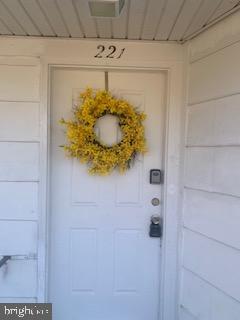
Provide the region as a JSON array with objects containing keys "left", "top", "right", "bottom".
[{"left": 39, "top": 59, "right": 184, "bottom": 320}]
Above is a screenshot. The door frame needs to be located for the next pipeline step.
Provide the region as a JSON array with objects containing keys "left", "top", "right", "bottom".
[{"left": 39, "top": 41, "right": 184, "bottom": 320}]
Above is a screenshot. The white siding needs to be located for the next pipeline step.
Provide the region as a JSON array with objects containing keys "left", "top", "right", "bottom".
[
  {"left": 184, "top": 189, "right": 240, "bottom": 249},
  {"left": 0, "top": 59, "right": 40, "bottom": 302},
  {"left": 0, "top": 221, "right": 37, "bottom": 256},
  {"left": 0, "top": 182, "right": 38, "bottom": 220},
  {"left": 0, "top": 65, "right": 40, "bottom": 101},
  {"left": 0, "top": 142, "right": 39, "bottom": 181},
  {"left": 0, "top": 102, "right": 39, "bottom": 141},
  {"left": 183, "top": 230, "right": 240, "bottom": 301},
  {"left": 181, "top": 270, "right": 240, "bottom": 320},
  {"left": 0, "top": 260, "right": 37, "bottom": 297},
  {"left": 182, "top": 10, "right": 240, "bottom": 320}
]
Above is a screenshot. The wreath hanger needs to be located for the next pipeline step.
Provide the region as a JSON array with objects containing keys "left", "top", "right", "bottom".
[{"left": 104, "top": 71, "right": 109, "bottom": 92}]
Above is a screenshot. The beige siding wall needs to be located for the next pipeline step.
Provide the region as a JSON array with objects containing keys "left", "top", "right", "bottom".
[{"left": 181, "top": 10, "right": 240, "bottom": 320}]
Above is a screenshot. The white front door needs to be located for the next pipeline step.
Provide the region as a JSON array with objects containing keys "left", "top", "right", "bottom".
[{"left": 49, "top": 68, "right": 166, "bottom": 320}]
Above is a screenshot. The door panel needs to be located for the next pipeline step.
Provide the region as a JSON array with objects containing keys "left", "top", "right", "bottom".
[{"left": 50, "top": 68, "right": 166, "bottom": 320}]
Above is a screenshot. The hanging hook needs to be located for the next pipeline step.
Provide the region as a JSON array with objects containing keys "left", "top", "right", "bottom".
[{"left": 104, "top": 71, "right": 109, "bottom": 92}]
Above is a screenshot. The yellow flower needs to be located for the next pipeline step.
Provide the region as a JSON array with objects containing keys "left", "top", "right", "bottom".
[{"left": 60, "top": 88, "right": 147, "bottom": 175}]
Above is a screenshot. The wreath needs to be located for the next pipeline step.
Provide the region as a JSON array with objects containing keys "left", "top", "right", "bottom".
[{"left": 60, "top": 88, "right": 147, "bottom": 175}]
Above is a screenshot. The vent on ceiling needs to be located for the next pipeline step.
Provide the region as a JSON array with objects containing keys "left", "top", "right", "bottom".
[{"left": 88, "top": 0, "right": 125, "bottom": 18}]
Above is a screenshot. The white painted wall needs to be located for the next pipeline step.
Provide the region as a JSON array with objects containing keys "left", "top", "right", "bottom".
[{"left": 180, "top": 10, "right": 240, "bottom": 320}]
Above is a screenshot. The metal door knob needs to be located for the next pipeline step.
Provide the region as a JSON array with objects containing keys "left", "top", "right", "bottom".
[{"left": 151, "top": 214, "right": 161, "bottom": 225}]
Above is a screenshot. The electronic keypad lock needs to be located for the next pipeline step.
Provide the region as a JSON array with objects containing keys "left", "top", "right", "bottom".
[{"left": 149, "top": 215, "right": 163, "bottom": 238}]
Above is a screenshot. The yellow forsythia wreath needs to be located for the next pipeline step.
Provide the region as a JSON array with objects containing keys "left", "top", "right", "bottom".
[{"left": 60, "top": 88, "right": 147, "bottom": 175}]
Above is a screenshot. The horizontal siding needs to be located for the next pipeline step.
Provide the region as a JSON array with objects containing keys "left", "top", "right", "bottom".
[
  {"left": 183, "top": 229, "right": 240, "bottom": 301},
  {"left": 190, "top": 10, "right": 240, "bottom": 62},
  {"left": 0, "top": 142, "right": 39, "bottom": 181},
  {"left": 0, "top": 102, "right": 39, "bottom": 141},
  {"left": 184, "top": 189, "right": 240, "bottom": 250},
  {"left": 187, "top": 95, "right": 240, "bottom": 146},
  {"left": 183, "top": 22, "right": 240, "bottom": 320},
  {"left": 0, "top": 182, "right": 38, "bottom": 220},
  {"left": 0, "top": 65, "right": 40, "bottom": 101},
  {"left": 189, "top": 41, "right": 240, "bottom": 105},
  {"left": 0, "top": 60, "right": 40, "bottom": 301},
  {"left": 185, "top": 147, "right": 213, "bottom": 190},
  {"left": 0, "top": 221, "right": 37, "bottom": 256},
  {"left": 185, "top": 146, "right": 240, "bottom": 197},
  {"left": 181, "top": 270, "right": 211, "bottom": 320},
  {"left": 179, "top": 307, "right": 197, "bottom": 320},
  {"left": 181, "top": 270, "right": 240, "bottom": 320},
  {"left": 0, "top": 260, "right": 37, "bottom": 297}
]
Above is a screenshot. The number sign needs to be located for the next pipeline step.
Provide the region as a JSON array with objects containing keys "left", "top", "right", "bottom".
[{"left": 94, "top": 45, "right": 125, "bottom": 59}]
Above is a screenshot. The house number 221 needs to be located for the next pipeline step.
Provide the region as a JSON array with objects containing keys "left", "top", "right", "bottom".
[{"left": 94, "top": 45, "right": 126, "bottom": 59}]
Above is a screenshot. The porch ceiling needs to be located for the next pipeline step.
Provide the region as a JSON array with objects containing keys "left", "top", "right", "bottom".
[{"left": 0, "top": 0, "right": 240, "bottom": 42}]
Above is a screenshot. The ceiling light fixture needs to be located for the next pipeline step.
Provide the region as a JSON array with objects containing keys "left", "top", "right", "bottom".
[{"left": 88, "top": 0, "right": 125, "bottom": 18}]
